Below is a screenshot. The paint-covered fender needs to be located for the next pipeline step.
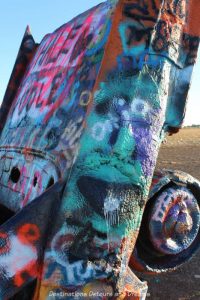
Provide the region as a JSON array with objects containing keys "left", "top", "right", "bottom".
[{"left": 130, "top": 169, "right": 200, "bottom": 274}]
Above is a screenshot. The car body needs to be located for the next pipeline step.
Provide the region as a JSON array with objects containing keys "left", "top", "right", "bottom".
[{"left": 0, "top": 1, "right": 199, "bottom": 299}]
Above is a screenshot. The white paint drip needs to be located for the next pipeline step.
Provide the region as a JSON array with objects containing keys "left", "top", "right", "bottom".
[{"left": 104, "top": 190, "right": 120, "bottom": 250}]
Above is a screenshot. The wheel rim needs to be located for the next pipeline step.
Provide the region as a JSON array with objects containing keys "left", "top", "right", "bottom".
[{"left": 149, "top": 187, "right": 200, "bottom": 255}]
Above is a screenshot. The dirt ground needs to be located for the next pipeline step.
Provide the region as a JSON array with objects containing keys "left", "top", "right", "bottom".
[{"left": 139, "top": 128, "right": 200, "bottom": 300}]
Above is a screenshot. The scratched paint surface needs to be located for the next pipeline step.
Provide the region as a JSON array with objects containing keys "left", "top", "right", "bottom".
[
  {"left": 0, "top": 1, "right": 115, "bottom": 211},
  {"left": 0, "top": 0, "right": 199, "bottom": 299}
]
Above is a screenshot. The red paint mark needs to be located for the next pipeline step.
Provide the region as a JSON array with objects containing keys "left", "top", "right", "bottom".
[
  {"left": 21, "top": 185, "right": 33, "bottom": 207},
  {"left": 17, "top": 224, "right": 40, "bottom": 244},
  {"left": 21, "top": 168, "right": 43, "bottom": 207},
  {"left": 14, "top": 260, "right": 38, "bottom": 287},
  {"left": 20, "top": 166, "right": 27, "bottom": 194}
]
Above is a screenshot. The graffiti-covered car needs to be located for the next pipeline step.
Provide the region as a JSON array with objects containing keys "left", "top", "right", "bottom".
[{"left": 0, "top": 0, "right": 200, "bottom": 299}]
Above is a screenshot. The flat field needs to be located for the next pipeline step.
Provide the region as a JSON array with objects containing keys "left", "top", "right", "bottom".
[{"left": 142, "top": 128, "right": 200, "bottom": 300}]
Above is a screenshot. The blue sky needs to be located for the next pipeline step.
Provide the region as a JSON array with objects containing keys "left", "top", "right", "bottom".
[{"left": 0, "top": 0, "right": 199, "bottom": 125}]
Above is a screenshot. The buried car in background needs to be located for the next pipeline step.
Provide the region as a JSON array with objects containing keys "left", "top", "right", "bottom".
[{"left": 0, "top": 0, "right": 200, "bottom": 299}]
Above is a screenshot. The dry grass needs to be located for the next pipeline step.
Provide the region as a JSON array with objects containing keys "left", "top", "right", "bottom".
[{"left": 156, "top": 128, "right": 200, "bottom": 179}]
